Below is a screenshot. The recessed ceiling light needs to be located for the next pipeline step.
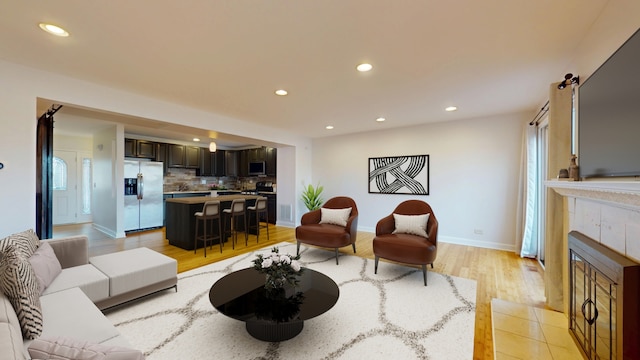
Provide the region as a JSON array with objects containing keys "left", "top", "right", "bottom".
[
  {"left": 445, "top": 106, "right": 458, "bottom": 112},
  {"left": 325, "top": 125, "right": 334, "bottom": 130},
  {"left": 193, "top": 138, "right": 200, "bottom": 142},
  {"left": 376, "top": 117, "right": 386, "bottom": 122},
  {"left": 38, "top": 23, "right": 69, "bottom": 37},
  {"left": 356, "top": 63, "right": 373, "bottom": 72},
  {"left": 275, "top": 89, "right": 288, "bottom": 96}
]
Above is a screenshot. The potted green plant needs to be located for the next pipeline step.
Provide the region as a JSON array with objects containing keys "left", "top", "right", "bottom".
[{"left": 301, "top": 183, "right": 323, "bottom": 211}]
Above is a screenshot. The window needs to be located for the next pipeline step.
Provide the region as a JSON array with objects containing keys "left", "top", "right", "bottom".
[
  {"left": 81, "top": 157, "right": 92, "bottom": 215},
  {"left": 52, "top": 157, "right": 67, "bottom": 190}
]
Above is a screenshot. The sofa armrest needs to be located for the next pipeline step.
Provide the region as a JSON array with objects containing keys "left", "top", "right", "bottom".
[{"left": 44, "top": 236, "right": 89, "bottom": 269}]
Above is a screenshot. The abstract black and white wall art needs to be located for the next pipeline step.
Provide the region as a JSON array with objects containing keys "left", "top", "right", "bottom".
[{"left": 368, "top": 155, "right": 429, "bottom": 195}]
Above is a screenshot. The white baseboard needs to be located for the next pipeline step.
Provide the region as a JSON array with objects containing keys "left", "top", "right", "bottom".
[
  {"left": 92, "top": 223, "right": 120, "bottom": 238},
  {"left": 438, "top": 235, "right": 516, "bottom": 252}
]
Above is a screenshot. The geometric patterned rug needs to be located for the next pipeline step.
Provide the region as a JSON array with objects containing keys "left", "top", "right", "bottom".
[{"left": 106, "top": 242, "right": 476, "bottom": 359}]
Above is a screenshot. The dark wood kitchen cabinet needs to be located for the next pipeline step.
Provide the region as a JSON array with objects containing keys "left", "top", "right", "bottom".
[
  {"left": 185, "top": 146, "right": 200, "bottom": 168},
  {"left": 125, "top": 138, "right": 157, "bottom": 159},
  {"left": 214, "top": 150, "right": 226, "bottom": 176},
  {"left": 198, "top": 148, "right": 216, "bottom": 176},
  {"left": 225, "top": 150, "right": 238, "bottom": 177},
  {"left": 265, "top": 147, "right": 276, "bottom": 176},
  {"left": 168, "top": 144, "right": 200, "bottom": 168},
  {"left": 238, "top": 150, "right": 249, "bottom": 177},
  {"left": 262, "top": 193, "right": 276, "bottom": 224},
  {"left": 156, "top": 143, "right": 168, "bottom": 174}
]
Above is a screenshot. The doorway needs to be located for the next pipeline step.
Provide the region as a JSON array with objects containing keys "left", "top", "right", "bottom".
[{"left": 52, "top": 150, "right": 93, "bottom": 225}]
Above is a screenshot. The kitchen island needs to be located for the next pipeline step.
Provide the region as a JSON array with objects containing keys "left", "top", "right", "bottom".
[{"left": 165, "top": 194, "right": 261, "bottom": 250}]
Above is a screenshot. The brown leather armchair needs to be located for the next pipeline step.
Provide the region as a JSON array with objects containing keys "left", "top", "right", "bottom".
[
  {"left": 373, "top": 200, "right": 438, "bottom": 286},
  {"left": 295, "top": 196, "right": 358, "bottom": 265}
]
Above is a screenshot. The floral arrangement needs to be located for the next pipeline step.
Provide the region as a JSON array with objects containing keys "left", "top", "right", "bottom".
[
  {"left": 252, "top": 247, "right": 303, "bottom": 291},
  {"left": 209, "top": 183, "right": 227, "bottom": 190}
]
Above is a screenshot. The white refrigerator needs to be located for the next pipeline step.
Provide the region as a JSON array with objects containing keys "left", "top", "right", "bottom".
[{"left": 124, "top": 160, "right": 164, "bottom": 232}]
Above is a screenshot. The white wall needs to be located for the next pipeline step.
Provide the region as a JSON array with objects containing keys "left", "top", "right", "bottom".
[
  {"left": 312, "top": 113, "right": 527, "bottom": 250},
  {"left": 53, "top": 134, "right": 93, "bottom": 152},
  {"left": 569, "top": 0, "right": 640, "bottom": 82},
  {"left": 91, "top": 126, "right": 121, "bottom": 237}
]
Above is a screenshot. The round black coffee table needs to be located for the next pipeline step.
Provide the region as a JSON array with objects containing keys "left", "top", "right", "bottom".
[{"left": 209, "top": 268, "right": 339, "bottom": 341}]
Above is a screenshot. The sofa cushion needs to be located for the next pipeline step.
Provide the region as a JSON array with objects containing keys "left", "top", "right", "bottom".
[
  {"left": 0, "top": 291, "right": 27, "bottom": 360},
  {"left": 89, "top": 248, "right": 177, "bottom": 297},
  {"left": 43, "top": 264, "right": 110, "bottom": 303},
  {"left": 28, "top": 336, "right": 144, "bottom": 360},
  {"left": 39, "top": 288, "right": 121, "bottom": 345},
  {"left": 0, "top": 229, "right": 40, "bottom": 258},
  {"left": 319, "top": 207, "right": 352, "bottom": 227},
  {"left": 0, "top": 323, "right": 27, "bottom": 360},
  {"left": 0, "top": 244, "right": 43, "bottom": 339},
  {"left": 392, "top": 213, "right": 430, "bottom": 238},
  {"left": 28, "top": 242, "right": 62, "bottom": 295}
]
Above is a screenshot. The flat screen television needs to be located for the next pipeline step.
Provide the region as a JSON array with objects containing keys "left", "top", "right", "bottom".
[
  {"left": 578, "top": 28, "right": 640, "bottom": 178},
  {"left": 248, "top": 161, "right": 266, "bottom": 176}
]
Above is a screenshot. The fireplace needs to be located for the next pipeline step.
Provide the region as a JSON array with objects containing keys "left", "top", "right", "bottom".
[{"left": 568, "top": 231, "right": 640, "bottom": 359}]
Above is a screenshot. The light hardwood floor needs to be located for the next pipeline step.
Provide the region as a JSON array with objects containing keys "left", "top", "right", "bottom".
[{"left": 53, "top": 223, "right": 546, "bottom": 360}]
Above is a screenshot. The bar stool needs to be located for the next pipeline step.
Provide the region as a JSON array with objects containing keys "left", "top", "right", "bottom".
[
  {"left": 247, "top": 197, "right": 269, "bottom": 243},
  {"left": 194, "top": 201, "right": 222, "bottom": 256},
  {"left": 222, "top": 199, "right": 248, "bottom": 249}
]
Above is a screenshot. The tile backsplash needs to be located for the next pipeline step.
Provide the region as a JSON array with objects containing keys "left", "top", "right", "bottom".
[{"left": 162, "top": 168, "right": 275, "bottom": 192}]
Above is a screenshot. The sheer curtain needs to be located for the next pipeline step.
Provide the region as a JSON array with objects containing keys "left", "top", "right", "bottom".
[{"left": 515, "top": 124, "right": 538, "bottom": 257}]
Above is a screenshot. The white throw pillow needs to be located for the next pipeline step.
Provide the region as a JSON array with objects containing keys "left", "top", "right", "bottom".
[
  {"left": 319, "top": 207, "right": 352, "bottom": 227},
  {"left": 28, "top": 241, "right": 62, "bottom": 294},
  {"left": 392, "top": 213, "right": 430, "bottom": 238}
]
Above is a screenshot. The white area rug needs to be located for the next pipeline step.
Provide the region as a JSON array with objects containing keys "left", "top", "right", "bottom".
[{"left": 106, "top": 242, "right": 477, "bottom": 359}]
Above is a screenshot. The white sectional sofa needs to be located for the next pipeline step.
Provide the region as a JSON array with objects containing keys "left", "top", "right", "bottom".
[{"left": 0, "top": 233, "right": 178, "bottom": 359}]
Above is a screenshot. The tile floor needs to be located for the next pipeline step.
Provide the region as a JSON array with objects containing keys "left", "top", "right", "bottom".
[{"left": 491, "top": 298, "right": 584, "bottom": 360}]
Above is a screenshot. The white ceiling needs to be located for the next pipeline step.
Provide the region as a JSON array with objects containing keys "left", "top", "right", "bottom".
[{"left": 1, "top": 1, "right": 609, "bottom": 146}]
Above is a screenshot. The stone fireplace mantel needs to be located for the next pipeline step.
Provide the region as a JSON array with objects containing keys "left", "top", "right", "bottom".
[
  {"left": 546, "top": 180, "right": 640, "bottom": 209},
  {"left": 543, "top": 179, "right": 640, "bottom": 315}
]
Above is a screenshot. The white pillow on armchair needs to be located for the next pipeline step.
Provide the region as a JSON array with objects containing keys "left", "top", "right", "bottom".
[
  {"left": 319, "top": 207, "right": 352, "bottom": 227},
  {"left": 392, "top": 213, "right": 430, "bottom": 238}
]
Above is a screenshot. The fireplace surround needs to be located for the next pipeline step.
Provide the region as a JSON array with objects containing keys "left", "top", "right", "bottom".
[{"left": 568, "top": 231, "right": 640, "bottom": 359}]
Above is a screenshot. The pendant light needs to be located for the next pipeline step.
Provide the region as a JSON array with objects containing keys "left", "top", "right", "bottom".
[{"left": 209, "top": 141, "right": 217, "bottom": 152}]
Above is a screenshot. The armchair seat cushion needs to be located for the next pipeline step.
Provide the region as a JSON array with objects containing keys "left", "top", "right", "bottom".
[
  {"left": 295, "top": 224, "right": 351, "bottom": 248},
  {"left": 373, "top": 233, "right": 436, "bottom": 265}
]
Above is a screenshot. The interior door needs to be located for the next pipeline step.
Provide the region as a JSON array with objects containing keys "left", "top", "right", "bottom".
[{"left": 52, "top": 150, "right": 78, "bottom": 225}]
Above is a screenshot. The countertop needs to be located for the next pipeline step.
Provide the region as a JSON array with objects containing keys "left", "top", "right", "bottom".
[
  {"left": 164, "top": 190, "right": 276, "bottom": 195},
  {"left": 163, "top": 191, "right": 211, "bottom": 195},
  {"left": 164, "top": 194, "right": 261, "bottom": 204}
]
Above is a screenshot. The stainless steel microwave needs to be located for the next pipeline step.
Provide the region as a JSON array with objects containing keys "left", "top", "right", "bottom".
[{"left": 248, "top": 161, "right": 266, "bottom": 175}]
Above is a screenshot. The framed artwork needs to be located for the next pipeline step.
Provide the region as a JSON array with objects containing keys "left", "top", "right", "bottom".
[{"left": 368, "top": 155, "right": 429, "bottom": 195}]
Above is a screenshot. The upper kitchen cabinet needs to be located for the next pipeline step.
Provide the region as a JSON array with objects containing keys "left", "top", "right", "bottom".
[
  {"left": 214, "top": 150, "right": 226, "bottom": 176},
  {"left": 238, "top": 147, "right": 277, "bottom": 177},
  {"left": 225, "top": 150, "right": 238, "bottom": 177},
  {"left": 125, "top": 138, "right": 157, "bottom": 159},
  {"left": 239, "top": 150, "right": 248, "bottom": 177},
  {"left": 247, "top": 147, "right": 264, "bottom": 162},
  {"left": 198, "top": 148, "right": 216, "bottom": 176},
  {"left": 156, "top": 143, "right": 169, "bottom": 174},
  {"left": 185, "top": 146, "right": 200, "bottom": 168},
  {"left": 168, "top": 144, "right": 200, "bottom": 168},
  {"left": 265, "top": 147, "right": 276, "bottom": 176}
]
